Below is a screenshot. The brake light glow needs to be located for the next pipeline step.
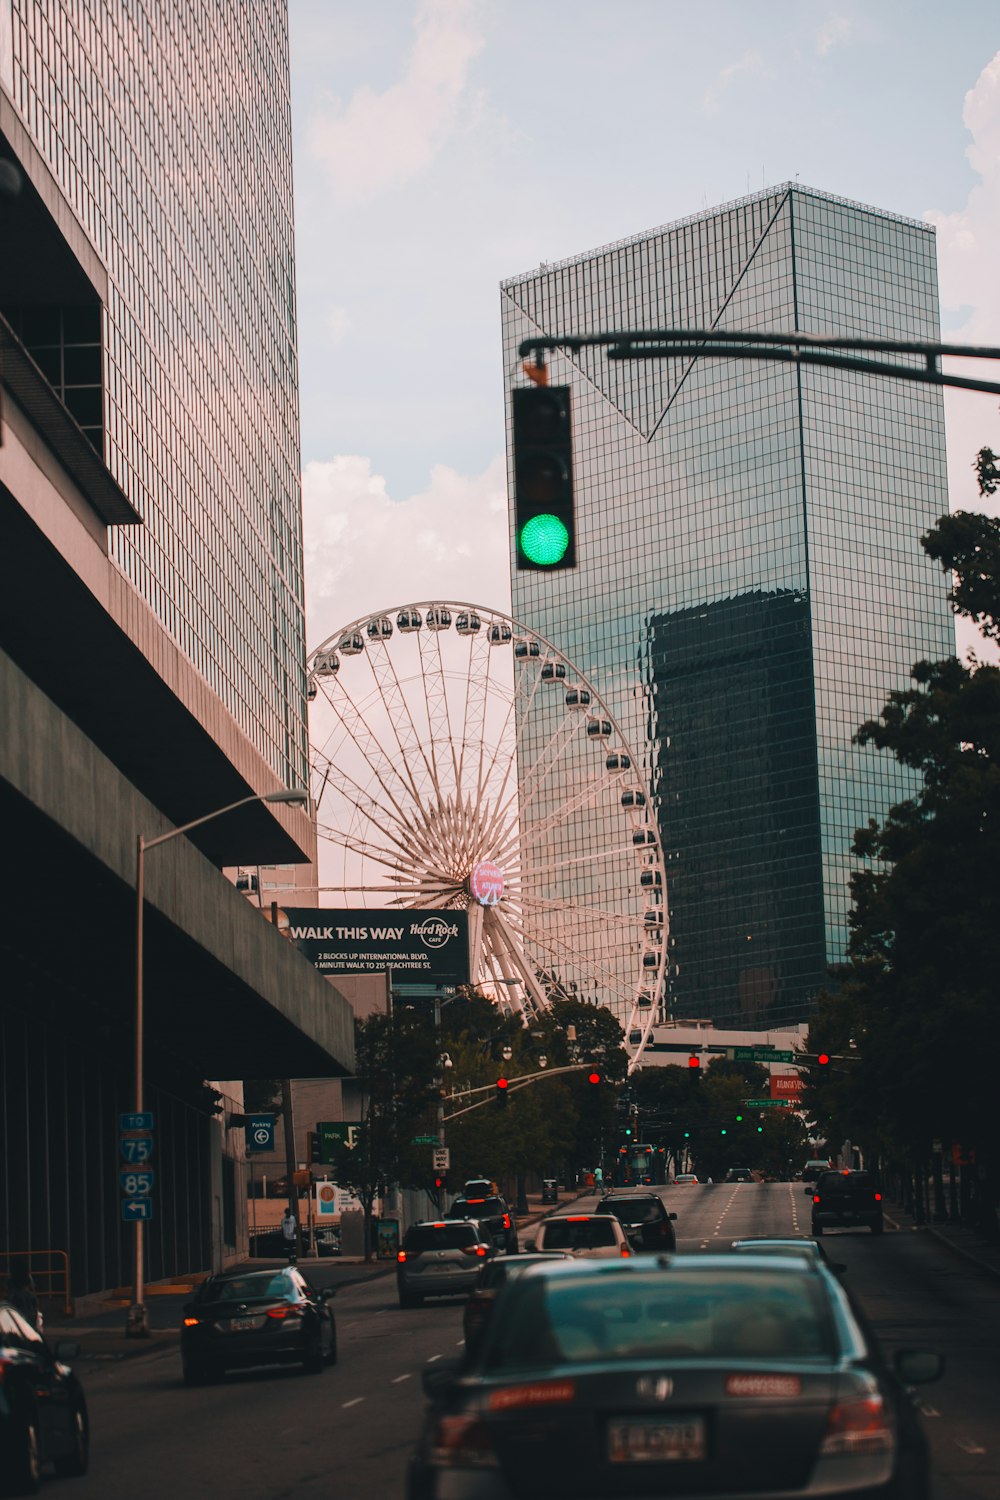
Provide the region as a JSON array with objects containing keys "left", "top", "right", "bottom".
[
  {"left": 182, "top": 1316, "right": 200, "bottom": 1327},
  {"left": 813, "top": 1194, "right": 821, "bottom": 1203},
  {"left": 467, "top": 1198, "right": 485, "bottom": 1204},
  {"left": 430, "top": 1415, "right": 499, "bottom": 1469},
  {"left": 820, "top": 1392, "right": 895, "bottom": 1456},
  {"left": 502, "top": 1214, "right": 511, "bottom": 1228},
  {"left": 462, "top": 1244, "right": 488, "bottom": 1257},
  {"left": 488, "top": 1380, "right": 576, "bottom": 1411},
  {"left": 566, "top": 1216, "right": 590, "bottom": 1222},
  {"left": 619, "top": 1242, "right": 631, "bottom": 1257},
  {"left": 266, "top": 1304, "right": 305, "bottom": 1320},
  {"left": 874, "top": 1192, "right": 882, "bottom": 1201},
  {"left": 397, "top": 1250, "right": 407, "bottom": 1263}
]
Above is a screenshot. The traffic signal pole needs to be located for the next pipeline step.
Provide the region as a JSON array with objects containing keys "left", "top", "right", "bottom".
[{"left": 443, "top": 1063, "right": 598, "bottom": 1121}]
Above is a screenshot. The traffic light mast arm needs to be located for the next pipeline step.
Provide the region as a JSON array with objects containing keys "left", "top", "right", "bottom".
[
  {"left": 517, "top": 330, "right": 1000, "bottom": 399},
  {"left": 443, "top": 1063, "right": 598, "bottom": 1121}
]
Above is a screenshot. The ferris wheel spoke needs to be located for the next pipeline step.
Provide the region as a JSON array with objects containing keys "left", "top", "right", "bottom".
[
  {"left": 311, "top": 755, "right": 428, "bottom": 866},
  {"left": 325, "top": 662, "right": 439, "bottom": 833},
  {"left": 517, "top": 892, "right": 642, "bottom": 930},
  {"left": 363, "top": 635, "right": 444, "bottom": 815},
  {"left": 483, "top": 908, "right": 549, "bottom": 1017},
  {"left": 415, "top": 626, "right": 460, "bottom": 803},
  {"left": 500, "top": 902, "right": 635, "bottom": 1003}
]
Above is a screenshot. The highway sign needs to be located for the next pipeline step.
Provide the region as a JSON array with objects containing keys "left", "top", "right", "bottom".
[
  {"left": 411, "top": 1135, "right": 438, "bottom": 1145},
  {"left": 733, "top": 1048, "right": 794, "bottom": 1063},
  {"left": 744, "top": 1098, "right": 792, "bottom": 1108},
  {"left": 121, "top": 1198, "right": 154, "bottom": 1221},
  {"left": 120, "top": 1111, "right": 154, "bottom": 1131},
  {"left": 246, "top": 1114, "right": 276, "bottom": 1153},
  {"left": 119, "top": 1170, "right": 154, "bottom": 1196},
  {"left": 432, "top": 1147, "right": 450, "bottom": 1170},
  {"left": 120, "top": 1136, "right": 153, "bottom": 1164}
]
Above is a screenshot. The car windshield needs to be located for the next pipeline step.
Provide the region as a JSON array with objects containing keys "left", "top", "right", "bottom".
[
  {"left": 404, "top": 1224, "right": 478, "bottom": 1251},
  {"left": 201, "top": 1274, "right": 295, "bottom": 1303},
  {"left": 539, "top": 1218, "right": 618, "bottom": 1251},
  {"left": 483, "top": 1269, "right": 838, "bottom": 1370},
  {"left": 599, "top": 1199, "right": 661, "bottom": 1224}
]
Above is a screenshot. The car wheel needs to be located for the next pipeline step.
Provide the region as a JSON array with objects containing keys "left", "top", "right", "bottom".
[
  {"left": 3, "top": 1414, "right": 41, "bottom": 1496},
  {"left": 53, "top": 1403, "right": 89, "bottom": 1477}
]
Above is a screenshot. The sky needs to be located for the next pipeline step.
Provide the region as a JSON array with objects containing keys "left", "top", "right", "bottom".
[{"left": 287, "top": 0, "right": 1000, "bottom": 658}]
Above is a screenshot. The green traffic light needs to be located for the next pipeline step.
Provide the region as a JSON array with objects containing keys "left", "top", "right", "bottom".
[
  {"left": 720, "top": 1127, "right": 727, "bottom": 1135},
  {"left": 735, "top": 1114, "right": 743, "bottom": 1122},
  {"left": 520, "top": 513, "right": 569, "bottom": 566}
]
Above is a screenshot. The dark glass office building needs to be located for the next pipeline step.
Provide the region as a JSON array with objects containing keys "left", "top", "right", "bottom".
[{"left": 501, "top": 185, "right": 955, "bottom": 1030}]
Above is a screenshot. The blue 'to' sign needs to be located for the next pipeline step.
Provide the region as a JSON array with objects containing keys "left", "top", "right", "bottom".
[{"left": 120, "top": 1111, "right": 154, "bottom": 1131}]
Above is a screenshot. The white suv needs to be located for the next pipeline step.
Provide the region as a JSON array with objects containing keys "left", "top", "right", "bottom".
[{"left": 526, "top": 1213, "right": 632, "bottom": 1259}]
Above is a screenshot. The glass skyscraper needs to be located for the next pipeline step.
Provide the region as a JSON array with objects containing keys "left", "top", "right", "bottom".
[
  {"left": 2, "top": 0, "right": 307, "bottom": 788},
  {"left": 501, "top": 184, "right": 955, "bottom": 1030}
]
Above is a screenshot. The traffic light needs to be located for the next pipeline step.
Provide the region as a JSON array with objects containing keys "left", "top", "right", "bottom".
[
  {"left": 688, "top": 1055, "right": 701, "bottom": 1082},
  {"left": 512, "top": 385, "right": 575, "bottom": 570},
  {"left": 307, "top": 1130, "right": 321, "bottom": 1164},
  {"left": 624, "top": 1124, "right": 633, "bottom": 1137},
  {"left": 588, "top": 1071, "right": 602, "bottom": 1086},
  {"left": 817, "top": 1052, "right": 831, "bottom": 1069},
  {"left": 433, "top": 1172, "right": 448, "bottom": 1194},
  {"left": 496, "top": 1077, "right": 509, "bottom": 1109}
]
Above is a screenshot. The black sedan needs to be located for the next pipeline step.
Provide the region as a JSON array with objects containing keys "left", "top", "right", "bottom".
[
  {"left": 0, "top": 1302, "right": 88, "bottom": 1495},
  {"left": 180, "top": 1266, "right": 336, "bottom": 1384},
  {"left": 408, "top": 1254, "right": 942, "bottom": 1500}
]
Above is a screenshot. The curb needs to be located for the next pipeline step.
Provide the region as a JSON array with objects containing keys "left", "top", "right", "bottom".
[{"left": 883, "top": 1209, "right": 1000, "bottom": 1282}]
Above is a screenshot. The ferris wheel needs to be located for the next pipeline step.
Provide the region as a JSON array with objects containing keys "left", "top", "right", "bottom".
[{"left": 306, "top": 602, "right": 669, "bottom": 1068}]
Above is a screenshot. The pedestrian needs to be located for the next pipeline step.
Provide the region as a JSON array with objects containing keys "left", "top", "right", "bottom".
[
  {"left": 281, "top": 1207, "right": 297, "bottom": 1263},
  {"left": 6, "top": 1264, "right": 41, "bottom": 1331}
]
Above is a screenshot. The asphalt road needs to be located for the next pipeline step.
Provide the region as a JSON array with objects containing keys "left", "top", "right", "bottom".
[{"left": 58, "top": 1184, "right": 1000, "bottom": 1500}]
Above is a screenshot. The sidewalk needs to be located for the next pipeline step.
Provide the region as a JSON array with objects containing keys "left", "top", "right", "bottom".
[
  {"left": 39, "top": 1189, "right": 574, "bottom": 1365},
  {"left": 882, "top": 1196, "right": 1000, "bottom": 1281}
]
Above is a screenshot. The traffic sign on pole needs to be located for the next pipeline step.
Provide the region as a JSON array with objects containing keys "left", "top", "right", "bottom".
[
  {"left": 432, "top": 1147, "right": 451, "bottom": 1171},
  {"left": 245, "top": 1114, "right": 276, "bottom": 1153},
  {"left": 120, "top": 1136, "right": 153, "bottom": 1164},
  {"left": 744, "top": 1098, "right": 792, "bottom": 1108},
  {"left": 120, "top": 1111, "right": 155, "bottom": 1131},
  {"left": 732, "top": 1047, "right": 794, "bottom": 1063},
  {"left": 122, "top": 1198, "right": 154, "bottom": 1222},
  {"left": 119, "top": 1170, "right": 154, "bottom": 1196}
]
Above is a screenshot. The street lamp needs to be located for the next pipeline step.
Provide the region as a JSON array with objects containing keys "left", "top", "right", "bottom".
[{"left": 126, "top": 786, "right": 308, "bottom": 1336}]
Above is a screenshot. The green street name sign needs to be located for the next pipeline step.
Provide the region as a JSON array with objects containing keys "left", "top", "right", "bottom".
[
  {"left": 411, "top": 1135, "right": 439, "bottom": 1145},
  {"left": 744, "top": 1098, "right": 792, "bottom": 1108},
  {"left": 733, "top": 1047, "right": 794, "bottom": 1063}
]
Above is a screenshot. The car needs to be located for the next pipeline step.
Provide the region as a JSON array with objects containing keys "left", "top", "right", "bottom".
[
  {"left": 397, "top": 1220, "right": 495, "bottom": 1306},
  {"left": 594, "top": 1191, "right": 678, "bottom": 1252},
  {"left": 450, "top": 1194, "right": 519, "bottom": 1254},
  {"left": 463, "top": 1178, "right": 499, "bottom": 1200},
  {"left": 179, "top": 1265, "right": 336, "bottom": 1383},
  {"left": 462, "top": 1252, "right": 572, "bottom": 1353},
  {"left": 724, "top": 1166, "right": 755, "bottom": 1183},
  {"left": 0, "top": 1302, "right": 89, "bottom": 1492},
  {"left": 801, "top": 1158, "right": 832, "bottom": 1185},
  {"left": 674, "top": 1172, "right": 699, "bottom": 1185},
  {"left": 407, "top": 1253, "right": 943, "bottom": 1500},
  {"left": 811, "top": 1169, "right": 885, "bottom": 1235},
  {"left": 525, "top": 1213, "right": 632, "bottom": 1259},
  {"left": 729, "top": 1236, "right": 846, "bottom": 1273}
]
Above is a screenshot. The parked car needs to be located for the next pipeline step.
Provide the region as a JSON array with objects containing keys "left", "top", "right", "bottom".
[
  {"left": 0, "top": 1302, "right": 88, "bottom": 1493},
  {"left": 811, "top": 1169, "right": 885, "bottom": 1236},
  {"left": 180, "top": 1265, "right": 336, "bottom": 1383},
  {"left": 462, "top": 1252, "right": 571, "bottom": 1353},
  {"left": 449, "top": 1194, "right": 519, "bottom": 1254},
  {"left": 526, "top": 1213, "right": 632, "bottom": 1259},
  {"left": 594, "top": 1191, "right": 677, "bottom": 1252},
  {"left": 408, "top": 1254, "right": 943, "bottom": 1500},
  {"left": 397, "top": 1220, "right": 495, "bottom": 1307}
]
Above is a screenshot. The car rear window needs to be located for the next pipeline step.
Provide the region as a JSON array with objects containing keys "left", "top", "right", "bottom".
[
  {"left": 539, "top": 1218, "right": 618, "bottom": 1251},
  {"left": 404, "top": 1224, "right": 478, "bottom": 1252},
  {"left": 484, "top": 1270, "right": 838, "bottom": 1370},
  {"left": 598, "top": 1199, "right": 661, "bottom": 1225},
  {"left": 202, "top": 1274, "right": 294, "bottom": 1303}
]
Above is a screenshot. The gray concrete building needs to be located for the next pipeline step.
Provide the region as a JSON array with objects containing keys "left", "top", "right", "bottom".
[{"left": 0, "top": 3, "right": 353, "bottom": 1304}]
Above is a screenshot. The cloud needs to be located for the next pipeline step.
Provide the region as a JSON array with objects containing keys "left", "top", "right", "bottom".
[
  {"left": 702, "top": 52, "right": 764, "bottom": 116},
  {"left": 924, "top": 50, "right": 1000, "bottom": 663},
  {"left": 307, "top": 0, "right": 486, "bottom": 201},
  {"left": 302, "top": 452, "right": 510, "bottom": 648},
  {"left": 325, "top": 305, "right": 352, "bottom": 344},
  {"left": 816, "top": 16, "right": 853, "bottom": 57}
]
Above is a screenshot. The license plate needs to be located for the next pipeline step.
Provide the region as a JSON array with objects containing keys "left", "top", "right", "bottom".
[
  {"left": 228, "top": 1316, "right": 260, "bottom": 1331},
  {"left": 608, "top": 1416, "right": 706, "bottom": 1464}
]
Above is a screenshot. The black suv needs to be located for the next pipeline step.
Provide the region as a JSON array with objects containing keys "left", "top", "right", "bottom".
[
  {"left": 594, "top": 1191, "right": 677, "bottom": 1252},
  {"left": 449, "top": 1194, "right": 519, "bottom": 1254},
  {"left": 811, "top": 1169, "right": 884, "bottom": 1235}
]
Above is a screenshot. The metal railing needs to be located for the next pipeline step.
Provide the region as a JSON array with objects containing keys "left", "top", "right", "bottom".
[{"left": 0, "top": 1249, "right": 72, "bottom": 1317}]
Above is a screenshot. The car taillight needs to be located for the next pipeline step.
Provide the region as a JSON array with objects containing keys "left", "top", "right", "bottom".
[
  {"left": 397, "top": 1250, "right": 407, "bottom": 1263},
  {"left": 430, "top": 1415, "right": 499, "bottom": 1469},
  {"left": 462, "top": 1244, "right": 488, "bottom": 1257},
  {"left": 502, "top": 1213, "right": 511, "bottom": 1229},
  {"left": 813, "top": 1194, "right": 821, "bottom": 1203},
  {"left": 820, "top": 1392, "right": 895, "bottom": 1456},
  {"left": 266, "top": 1304, "right": 305, "bottom": 1320},
  {"left": 182, "top": 1316, "right": 200, "bottom": 1327},
  {"left": 874, "top": 1192, "right": 882, "bottom": 1201},
  {"left": 619, "top": 1242, "right": 631, "bottom": 1257}
]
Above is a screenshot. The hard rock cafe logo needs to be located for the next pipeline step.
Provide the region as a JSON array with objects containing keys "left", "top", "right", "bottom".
[
  {"left": 411, "top": 917, "right": 457, "bottom": 949},
  {"left": 470, "top": 859, "right": 504, "bottom": 907}
]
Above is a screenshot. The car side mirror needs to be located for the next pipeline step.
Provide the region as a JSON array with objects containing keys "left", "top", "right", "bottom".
[
  {"left": 894, "top": 1349, "right": 943, "bottom": 1385},
  {"left": 804, "top": 1186, "right": 814, "bottom": 1195},
  {"left": 668, "top": 1212, "right": 677, "bottom": 1221},
  {"left": 319, "top": 1286, "right": 336, "bottom": 1300}
]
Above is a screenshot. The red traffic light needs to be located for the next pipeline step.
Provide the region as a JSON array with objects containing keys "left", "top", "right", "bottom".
[
  {"left": 688, "top": 1055, "right": 701, "bottom": 1069},
  {"left": 496, "top": 1077, "right": 509, "bottom": 1091},
  {"left": 587, "top": 1071, "right": 602, "bottom": 1086},
  {"left": 817, "top": 1052, "right": 831, "bottom": 1067}
]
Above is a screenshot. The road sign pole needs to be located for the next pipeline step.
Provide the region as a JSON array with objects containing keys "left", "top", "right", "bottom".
[{"left": 127, "top": 833, "right": 148, "bottom": 1338}]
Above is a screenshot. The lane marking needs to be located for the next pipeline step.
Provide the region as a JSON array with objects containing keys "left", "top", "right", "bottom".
[
  {"left": 954, "top": 1437, "right": 986, "bottom": 1455},
  {"left": 455, "top": 1339, "right": 465, "bottom": 1346},
  {"left": 342, "top": 1397, "right": 365, "bottom": 1408},
  {"left": 919, "top": 1404, "right": 939, "bottom": 1417},
  {"left": 427, "top": 1353, "right": 442, "bottom": 1363},
  {"left": 391, "top": 1374, "right": 411, "bottom": 1384}
]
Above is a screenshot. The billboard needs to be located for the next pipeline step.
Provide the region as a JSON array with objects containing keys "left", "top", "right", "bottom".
[
  {"left": 770, "top": 1073, "right": 805, "bottom": 1100},
  {"left": 277, "top": 908, "right": 470, "bottom": 984}
]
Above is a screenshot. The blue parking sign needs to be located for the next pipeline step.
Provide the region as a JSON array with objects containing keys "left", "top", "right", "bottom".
[{"left": 246, "top": 1114, "right": 276, "bottom": 1152}]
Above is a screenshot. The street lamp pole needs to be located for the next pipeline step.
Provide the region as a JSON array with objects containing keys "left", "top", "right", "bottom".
[{"left": 125, "top": 786, "right": 308, "bottom": 1337}]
